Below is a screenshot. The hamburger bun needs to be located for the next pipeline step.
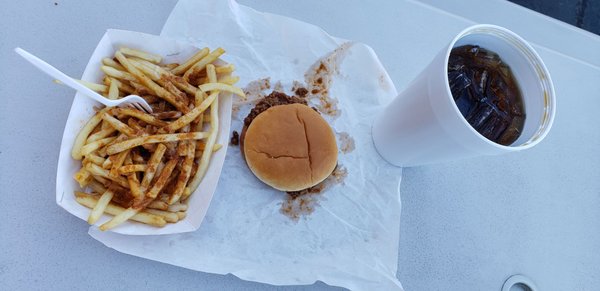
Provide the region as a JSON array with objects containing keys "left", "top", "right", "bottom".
[{"left": 243, "top": 103, "right": 338, "bottom": 191}]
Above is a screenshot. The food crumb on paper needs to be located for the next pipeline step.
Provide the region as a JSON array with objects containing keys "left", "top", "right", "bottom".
[
  {"left": 304, "top": 42, "right": 353, "bottom": 119},
  {"left": 337, "top": 131, "right": 355, "bottom": 154},
  {"left": 281, "top": 165, "right": 347, "bottom": 221},
  {"left": 273, "top": 80, "right": 284, "bottom": 92}
]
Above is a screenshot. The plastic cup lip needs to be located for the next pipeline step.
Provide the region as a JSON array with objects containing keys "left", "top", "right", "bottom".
[{"left": 443, "top": 24, "right": 556, "bottom": 151}]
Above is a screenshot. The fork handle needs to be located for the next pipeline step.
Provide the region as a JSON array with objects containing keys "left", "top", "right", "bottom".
[{"left": 14, "top": 47, "right": 110, "bottom": 106}]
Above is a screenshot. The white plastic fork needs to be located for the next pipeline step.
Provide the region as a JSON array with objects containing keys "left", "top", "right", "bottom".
[{"left": 14, "top": 47, "right": 153, "bottom": 113}]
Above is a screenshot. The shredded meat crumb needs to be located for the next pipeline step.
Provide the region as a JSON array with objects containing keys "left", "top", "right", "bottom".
[
  {"left": 243, "top": 91, "right": 307, "bottom": 127},
  {"left": 230, "top": 131, "right": 239, "bottom": 146}
]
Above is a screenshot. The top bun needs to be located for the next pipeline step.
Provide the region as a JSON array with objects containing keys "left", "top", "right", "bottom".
[{"left": 243, "top": 103, "right": 338, "bottom": 191}]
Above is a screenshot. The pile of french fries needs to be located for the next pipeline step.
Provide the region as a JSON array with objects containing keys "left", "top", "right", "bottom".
[{"left": 72, "top": 46, "right": 244, "bottom": 231}]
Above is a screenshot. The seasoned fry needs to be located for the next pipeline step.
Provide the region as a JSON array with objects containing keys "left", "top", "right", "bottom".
[
  {"left": 85, "top": 162, "right": 129, "bottom": 188},
  {"left": 109, "top": 149, "right": 130, "bottom": 178},
  {"left": 115, "top": 51, "right": 188, "bottom": 113},
  {"left": 106, "top": 132, "right": 209, "bottom": 155},
  {"left": 152, "top": 111, "right": 182, "bottom": 120},
  {"left": 170, "top": 47, "right": 209, "bottom": 75},
  {"left": 131, "top": 58, "right": 198, "bottom": 95},
  {"left": 73, "top": 167, "right": 92, "bottom": 188},
  {"left": 183, "top": 47, "right": 225, "bottom": 81},
  {"left": 170, "top": 139, "right": 195, "bottom": 204},
  {"left": 75, "top": 192, "right": 166, "bottom": 227},
  {"left": 87, "top": 126, "right": 116, "bottom": 143},
  {"left": 80, "top": 136, "right": 116, "bottom": 157},
  {"left": 148, "top": 200, "right": 169, "bottom": 211},
  {"left": 186, "top": 65, "right": 220, "bottom": 195},
  {"left": 146, "top": 159, "right": 178, "bottom": 199},
  {"left": 72, "top": 108, "right": 110, "bottom": 160},
  {"left": 72, "top": 46, "right": 237, "bottom": 230},
  {"left": 140, "top": 143, "right": 167, "bottom": 190},
  {"left": 101, "top": 113, "right": 137, "bottom": 137},
  {"left": 118, "top": 164, "right": 147, "bottom": 174},
  {"left": 159, "top": 92, "right": 218, "bottom": 133},
  {"left": 111, "top": 108, "right": 168, "bottom": 127},
  {"left": 84, "top": 153, "right": 105, "bottom": 166}
]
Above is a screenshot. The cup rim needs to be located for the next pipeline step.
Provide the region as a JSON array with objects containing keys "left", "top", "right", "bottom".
[{"left": 443, "top": 24, "right": 556, "bottom": 151}]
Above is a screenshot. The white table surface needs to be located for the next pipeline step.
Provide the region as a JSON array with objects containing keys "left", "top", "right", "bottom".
[{"left": 1, "top": 1, "right": 599, "bottom": 290}]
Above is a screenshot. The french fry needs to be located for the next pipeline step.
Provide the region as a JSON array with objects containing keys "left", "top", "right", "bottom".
[
  {"left": 148, "top": 200, "right": 169, "bottom": 211},
  {"left": 144, "top": 208, "right": 179, "bottom": 223},
  {"left": 84, "top": 153, "right": 105, "bottom": 166},
  {"left": 87, "top": 126, "right": 116, "bottom": 143},
  {"left": 152, "top": 111, "right": 182, "bottom": 120},
  {"left": 102, "top": 58, "right": 125, "bottom": 71},
  {"left": 159, "top": 92, "right": 218, "bottom": 133},
  {"left": 101, "top": 66, "right": 137, "bottom": 82},
  {"left": 73, "top": 167, "right": 92, "bottom": 188},
  {"left": 73, "top": 46, "right": 229, "bottom": 229},
  {"left": 183, "top": 48, "right": 225, "bottom": 81},
  {"left": 99, "top": 207, "right": 140, "bottom": 231},
  {"left": 85, "top": 163, "right": 129, "bottom": 188},
  {"left": 87, "top": 180, "right": 107, "bottom": 194},
  {"left": 115, "top": 51, "right": 188, "bottom": 113},
  {"left": 132, "top": 59, "right": 198, "bottom": 95},
  {"left": 170, "top": 47, "right": 209, "bottom": 75},
  {"left": 111, "top": 108, "right": 167, "bottom": 127},
  {"left": 194, "top": 143, "right": 222, "bottom": 157},
  {"left": 87, "top": 189, "right": 114, "bottom": 224},
  {"left": 109, "top": 149, "right": 130, "bottom": 178},
  {"left": 198, "top": 82, "right": 245, "bottom": 98},
  {"left": 186, "top": 65, "right": 220, "bottom": 195},
  {"left": 118, "top": 164, "right": 147, "bottom": 174},
  {"left": 72, "top": 108, "right": 110, "bottom": 160},
  {"left": 218, "top": 75, "right": 240, "bottom": 85},
  {"left": 167, "top": 203, "right": 188, "bottom": 212},
  {"left": 107, "top": 78, "right": 119, "bottom": 100},
  {"left": 77, "top": 80, "right": 107, "bottom": 92},
  {"left": 162, "top": 63, "right": 179, "bottom": 70},
  {"left": 101, "top": 113, "right": 137, "bottom": 137},
  {"left": 170, "top": 139, "right": 195, "bottom": 204},
  {"left": 140, "top": 144, "right": 167, "bottom": 190},
  {"left": 216, "top": 64, "right": 235, "bottom": 74},
  {"left": 146, "top": 159, "right": 178, "bottom": 199},
  {"left": 80, "top": 136, "right": 116, "bottom": 157},
  {"left": 106, "top": 132, "right": 209, "bottom": 155},
  {"left": 75, "top": 192, "right": 166, "bottom": 227},
  {"left": 119, "top": 47, "right": 162, "bottom": 63}
]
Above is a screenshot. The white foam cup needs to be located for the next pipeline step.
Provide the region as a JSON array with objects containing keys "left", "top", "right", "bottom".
[{"left": 372, "top": 24, "right": 556, "bottom": 167}]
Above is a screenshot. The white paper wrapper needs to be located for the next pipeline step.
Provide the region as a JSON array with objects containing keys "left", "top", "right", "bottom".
[
  {"left": 89, "top": 1, "right": 404, "bottom": 290},
  {"left": 55, "top": 29, "right": 232, "bottom": 235}
]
